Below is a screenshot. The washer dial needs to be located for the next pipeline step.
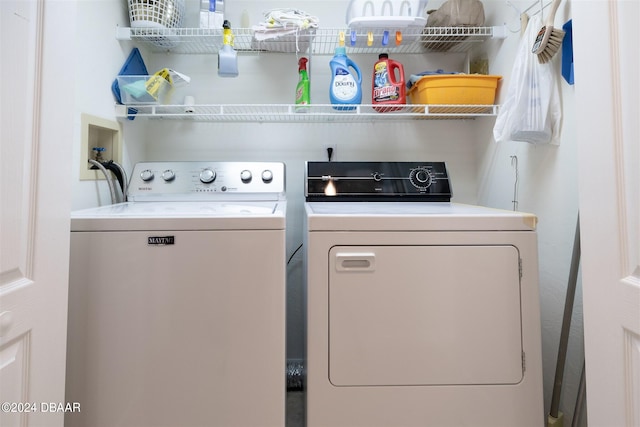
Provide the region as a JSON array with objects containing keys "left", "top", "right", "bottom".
[
  {"left": 140, "top": 169, "right": 154, "bottom": 182},
  {"left": 200, "top": 168, "right": 216, "bottom": 183},
  {"left": 409, "top": 167, "right": 434, "bottom": 190},
  {"left": 162, "top": 170, "right": 176, "bottom": 181},
  {"left": 240, "top": 169, "right": 252, "bottom": 183},
  {"left": 261, "top": 169, "right": 273, "bottom": 183}
]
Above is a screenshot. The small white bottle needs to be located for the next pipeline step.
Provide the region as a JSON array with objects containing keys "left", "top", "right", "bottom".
[{"left": 200, "top": 0, "right": 224, "bottom": 29}]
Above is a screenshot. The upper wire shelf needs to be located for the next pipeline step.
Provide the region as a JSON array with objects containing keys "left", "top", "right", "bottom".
[{"left": 115, "top": 26, "right": 504, "bottom": 55}]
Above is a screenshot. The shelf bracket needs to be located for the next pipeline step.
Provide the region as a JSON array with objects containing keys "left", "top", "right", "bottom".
[
  {"left": 115, "top": 25, "right": 132, "bottom": 41},
  {"left": 491, "top": 24, "right": 508, "bottom": 39}
]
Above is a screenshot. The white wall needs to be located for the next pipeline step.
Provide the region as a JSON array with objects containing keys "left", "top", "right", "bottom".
[
  {"left": 71, "top": 0, "right": 585, "bottom": 424},
  {"left": 476, "top": 1, "right": 585, "bottom": 426},
  {"left": 72, "top": 0, "right": 134, "bottom": 209}
]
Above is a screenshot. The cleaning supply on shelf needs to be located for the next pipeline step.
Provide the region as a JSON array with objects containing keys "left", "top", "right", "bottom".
[
  {"left": 329, "top": 47, "right": 362, "bottom": 110},
  {"left": 295, "top": 57, "right": 311, "bottom": 112},
  {"left": 218, "top": 20, "right": 238, "bottom": 77},
  {"left": 372, "top": 53, "right": 406, "bottom": 112},
  {"left": 200, "top": 0, "right": 224, "bottom": 29},
  {"left": 167, "top": 68, "right": 191, "bottom": 86}
]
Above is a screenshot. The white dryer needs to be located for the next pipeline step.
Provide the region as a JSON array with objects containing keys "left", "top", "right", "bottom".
[
  {"left": 66, "top": 161, "right": 286, "bottom": 427},
  {"left": 304, "top": 161, "right": 544, "bottom": 427}
]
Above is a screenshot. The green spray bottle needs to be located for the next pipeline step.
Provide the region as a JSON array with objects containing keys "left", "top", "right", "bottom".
[{"left": 295, "top": 57, "right": 310, "bottom": 112}]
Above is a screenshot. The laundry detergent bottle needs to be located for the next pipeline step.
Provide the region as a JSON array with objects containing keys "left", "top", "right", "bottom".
[
  {"left": 372, "top": 53, "right": 406, "bottom": 112},
  {"left": 329, "top": 47, "right": 362, "bottom": 110}
]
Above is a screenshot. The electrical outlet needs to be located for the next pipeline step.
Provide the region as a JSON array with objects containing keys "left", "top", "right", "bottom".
[
  {"left": 323, "top": 144, "right": 337, "bottom": 161},
  {"left": 80, "top": 113, "right": 122, "bottom": 180}
]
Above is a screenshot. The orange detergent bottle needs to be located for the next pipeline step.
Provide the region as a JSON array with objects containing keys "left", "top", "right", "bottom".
[{"left": 372, "top": 53, "right": 406, "bottom": 112}]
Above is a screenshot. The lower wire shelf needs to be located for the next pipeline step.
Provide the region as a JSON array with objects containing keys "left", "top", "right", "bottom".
[{"left": 115, "top": 103, "right": 499, "bottom": 122}]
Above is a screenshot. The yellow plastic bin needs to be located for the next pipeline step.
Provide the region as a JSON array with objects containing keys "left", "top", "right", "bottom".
[{"left": 408, "top": 74, "right": 502, "bottom": 105}]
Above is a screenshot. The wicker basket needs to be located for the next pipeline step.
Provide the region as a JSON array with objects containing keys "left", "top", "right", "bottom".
[{"left": 128, "top": 0, "right": 185, "bottom": 29}]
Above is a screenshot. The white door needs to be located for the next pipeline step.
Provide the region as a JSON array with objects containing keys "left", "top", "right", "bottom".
[
  {"left": 574, "top": 1, "right": 640, "bottom": 426},
  {"left": 0, "top": 1, "right": 75, "bottom": 426}
]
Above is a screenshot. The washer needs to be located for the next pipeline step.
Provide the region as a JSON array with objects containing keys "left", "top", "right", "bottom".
[
  {"left": 304, "top": 161, "right": 544, "bottom": 427},
  {"left": 66, "top": 161, "right": 286, "bottom": 427}
]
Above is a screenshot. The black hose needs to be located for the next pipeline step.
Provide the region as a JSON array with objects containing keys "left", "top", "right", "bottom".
[
  {"left": 88, "top": 159, "right": 117, "bottom": 204},
  {"left": 101, "top": 161, "right": 125, "bottom": 196},
  {"left": 89, "top": 160, "right": 128, "bottom": 203}
]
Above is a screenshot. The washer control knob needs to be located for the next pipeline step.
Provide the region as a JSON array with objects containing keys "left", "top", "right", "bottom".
[
  {"left": 240, "top": 169, "right": 252, "bottom": 183},
  {"left": 200, "top": 168, "right": 216, "bottom": 184},
  {"left": 140, "top": 169, "right": 154, "bottom": 182},
  {"left": 261, "top": 169, "right": 274, "bottom": 183},
  {"left": 409, "top": 167, "right": 433, "bottom": 189},
  {"left": 162, "top": 170, "right": 176, "bottom": 182},
  {"left": 372, "top": 172, "right": 383, "bottom": 182}
]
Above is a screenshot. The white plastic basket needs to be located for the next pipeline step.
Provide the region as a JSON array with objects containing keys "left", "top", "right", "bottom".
[
  {"left": 346, "top": 0, "right": 428, "bottom": 21},
  {"left": 128, "top": 0, "right": 185, "bottom": 29}
]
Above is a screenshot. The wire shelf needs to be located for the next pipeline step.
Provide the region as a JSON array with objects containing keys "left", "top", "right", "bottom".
[
  {"left": 116, "top": 26, "right": 499, "bottom": 54},
  {"left": 115, "top": 103, "right": 499, "bottom": 122}
]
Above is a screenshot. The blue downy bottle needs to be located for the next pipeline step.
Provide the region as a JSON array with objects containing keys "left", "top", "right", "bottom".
[{"left": 329, "top": 47, "right": 362, "bottom": 111}]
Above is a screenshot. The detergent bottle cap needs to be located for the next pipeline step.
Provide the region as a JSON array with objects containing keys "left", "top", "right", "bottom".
[
  {"left": 223, "top": 19, "right": 231, "bottom": 29},
  {"left": 335, "top": 46, "right": 346, "bottom": 56},
  {"left": 379, "top": 53, "right": 389, "bottom": 59}
]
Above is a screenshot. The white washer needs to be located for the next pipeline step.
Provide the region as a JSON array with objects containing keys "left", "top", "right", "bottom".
[
  {"left": 66, "top": 161, "right": 286, "bottom": 427},
  {"left": 304, "top": 161, "right": 544, "bottom": 427}
]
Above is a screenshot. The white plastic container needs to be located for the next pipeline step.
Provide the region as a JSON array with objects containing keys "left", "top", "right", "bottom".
[
  {"left": 346, "top": 0, "right": 428, "bottom": 28},
  {"left": 116, "top": 75, "right": 172, "bottom": 104},
  {"left": 200, "top": 0, "right": 224, "bottom": 29}
]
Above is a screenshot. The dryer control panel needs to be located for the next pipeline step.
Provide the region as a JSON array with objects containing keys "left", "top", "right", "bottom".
[
  {"left": 305, "top": 161, "right": 451, "bottom": 202},
  {"left": 128, "top": 161, "right": 286, "bottom": 201}
]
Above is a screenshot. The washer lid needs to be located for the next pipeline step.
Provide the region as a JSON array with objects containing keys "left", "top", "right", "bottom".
[
  {"left": 305, "top": 202, "right": 537, "bottom": 231},
  {"left": 71, "top": 201, "right": 286, "bottom": 231}
]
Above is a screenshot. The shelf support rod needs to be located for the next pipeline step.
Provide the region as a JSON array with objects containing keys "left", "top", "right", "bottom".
[{"left": 115, "top": 25, "right": 132, "bottom": 41}]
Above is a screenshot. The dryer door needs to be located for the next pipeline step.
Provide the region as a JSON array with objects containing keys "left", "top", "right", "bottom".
[{"left": 329, "top": 245, "right": 523, "bottom": 386}]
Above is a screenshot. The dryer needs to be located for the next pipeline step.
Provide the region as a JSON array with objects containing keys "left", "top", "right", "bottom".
[
  {"left": 66, "top": 161, "right": 286, "bottom": 427},
  {"left": 304, "top": 161, "right": 544, "bottom": 427}
]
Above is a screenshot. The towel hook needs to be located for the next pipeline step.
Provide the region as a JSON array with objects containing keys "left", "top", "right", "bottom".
[{"left": 505, "top": 1, "right": 524, "bottom": 33}]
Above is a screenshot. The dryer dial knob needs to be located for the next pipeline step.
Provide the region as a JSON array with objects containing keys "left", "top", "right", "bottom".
[
  {"left": 409, "top": 168, "right": 433, "bottom": 190},
  {"left": 372, "top": 172, "right": 383, "bottom": 182},
  {"left": 240, "top": 170, "right": 252, "bottom": 183},
  {"left": 261, "top": 169, "right": 274, "bottom": 183},
  {"left": 140, "top": 169, "right": 154, "bottom": 182},
  {"left": 162, "top": 170, "right": 176, "bottom": 181},
  {"left": 200, "top": 168, "right": 216, "bottom": 183}
]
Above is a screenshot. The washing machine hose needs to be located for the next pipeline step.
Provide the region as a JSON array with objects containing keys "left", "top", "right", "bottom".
[{"left": 88, "top": 160, "right": 128, "bottom": 203}]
